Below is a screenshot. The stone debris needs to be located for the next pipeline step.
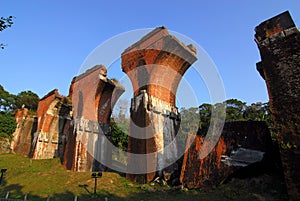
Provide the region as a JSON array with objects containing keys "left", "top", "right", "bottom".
[
  {"left": 221, "top": 148, "right": 265, "bottom": 167},
  {"left": 180, "top": 121, "right": 275, "bottom": 189}
]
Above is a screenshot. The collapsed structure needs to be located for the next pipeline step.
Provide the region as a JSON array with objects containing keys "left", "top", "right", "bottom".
[
  {"left": 68, "top": 65, "right": 124, "bottom": 171},
  {"left": 32, "top": 89, "right": 71, "bottom": 160},
  {"left": 10, "top": 108, "right": 37, "bottom": 157},
  {"left": 255, "top": 11, "right": 300, "bottom": 200},
  {"left": 180, "top": 121, "right": 275, "bottom": 188},
  {"left": 9, "top": 15, "right": 300, "bottom": 199},
  {"left": 11, "top": 65, "right": 124, "bottom": 172}
]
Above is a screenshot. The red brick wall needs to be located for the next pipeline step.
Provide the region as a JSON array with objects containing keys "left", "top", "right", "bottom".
[
  {"left": 36, "top": 89, "right": 61, "bottom": 131},
  {"left": 71, "top": 65, "right": 108, "bottom": 122}
]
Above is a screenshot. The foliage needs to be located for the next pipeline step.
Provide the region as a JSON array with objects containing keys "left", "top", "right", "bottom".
[
  {"left": 225, "top": 99, "right": 246, "bottom": 121},
  {"left": 109, "top": 98, "right": 274, "bottom": 151},
  {"left": 0, "top": 85, "right": 40, "bottom": 113},
  {"left": 243, "top": 102, "right": 276, "bottom": 138},
  {"left": 0, "top": 16, "right": 14, "bottom": 49},
  {"left": 179, "top": 99, "right": 275, "bottom": 139},
  {"left": 180, "top": 107, "right": 200, "bottom": 136},
  {"left": 0, "top": 85, "right": 16, "bottom": 113},
  {"left": 111, "top": 123, "right": 128, "bottom": 151},
  {"left": 0, "top": 112, "right": 16, "bottom": 139},
  {"left": 243, "top": 102, "right": 268, "bottom": 121},
  {"left": 0, "top": 16, "right": 14, "bottom": 31},
  {"left": 198, "top": 103, "right": 212, "bottom": 135},
  {"left": 15, "top": 90, "right": 40, "bottom": 112},
  {"left": 111, "top": 99, "right": 129, "bottom": 151},
  {"left": 177, "top": 107, "right": 200, "bottom": 149},
  {"left": 0, "top": 85, "right": 39, "bottom": 140}
]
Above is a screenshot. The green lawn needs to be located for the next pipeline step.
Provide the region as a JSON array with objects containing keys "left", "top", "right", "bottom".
[{"left": 0, "top": 153, "right": 287, "bottom": 201}]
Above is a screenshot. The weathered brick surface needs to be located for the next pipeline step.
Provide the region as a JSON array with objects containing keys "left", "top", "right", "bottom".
[
  {"left": 122, "top": 27, "right": 197, "bottom": 183},
  {"left": 68, "top": 65, "right": 124, "bottom": 171},
  {"left": 126, "top": 91, "right": 181, "bottom": 183},
  {"left": 180, "top": 121, "right": 274, "bottom": 189},
  {"left": 33, "top": 89, "right": 72, "bottom": 160},
  {"left": 15, "top": 108, "right": 28, "bottom": 124},
  {"left": 10, "top": 65, "right": 123, "bottom": 173},
  {"left": 36, "top": 89, "right": 61, "bottom": 131},
  {"left": 122, "top": 27, "right": 197, "bottom": 105},
  {"left": 10, "top": 109, "right": 37, "bottom": 157},
  {"left": 62, "top": 120, "right": 75, "bottom": 170},
  {"left": 255, "top": 11, "right": 300, "bottom": 200}
]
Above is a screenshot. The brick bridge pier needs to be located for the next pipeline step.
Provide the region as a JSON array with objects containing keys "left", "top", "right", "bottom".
[{"left": 121, "top": 27, "right": 197, "bottom": 183}]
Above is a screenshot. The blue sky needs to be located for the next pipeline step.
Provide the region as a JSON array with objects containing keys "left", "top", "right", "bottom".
[{"left": 0, "top": 1, "right": 299, "bottom": 109}]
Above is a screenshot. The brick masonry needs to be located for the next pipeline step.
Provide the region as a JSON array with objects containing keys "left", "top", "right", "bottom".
[
  {"left": 122, "top": 27, "right": 197, "bottom": 183},
  {"left": 32, "top": 89, "right": 72, "bottom": 160},
  {"left": 255, "top": 11, "right": 300, "bottom": 200},
  {"left": 66, "top": 65, "right": 124, "bottom": 171},
  {"left": 180, "top": 121, "right": 275, "bottom": 189},
  {"left": 10, "top": 108, "right": 37, "bottom": 157},
  {"left": 10, "top": 65, "right": 124, "bottom": 173}
]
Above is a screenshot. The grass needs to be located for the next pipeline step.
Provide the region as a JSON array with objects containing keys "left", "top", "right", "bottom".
[{"left": 0, "top": 153, "right": 288, "bottom": 201}]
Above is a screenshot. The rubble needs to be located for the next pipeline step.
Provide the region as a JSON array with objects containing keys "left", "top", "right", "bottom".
[{"left": 180, "top": 121, "right": 275, "bottom": 189}]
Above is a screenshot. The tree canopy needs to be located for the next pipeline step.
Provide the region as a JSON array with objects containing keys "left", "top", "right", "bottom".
[
  {"left": 225, "top": 99, "right": 246, "bottom": 121},
  {"left": 0, "top": 85, "right": 16, "bottom": 112},
  {"left": 15, "top": 90, "right": 40, "bottom": 111},
  {"left": 0, "top": 16, "right": 14, "bottom": 49},
  {"left": 0, "top": 112, "right": 16, "bottom": 139},
  {"left": 108, "top": 98, "right": 276, "bottom": 153},
  {"left": 0, "top": 85, "right": 39, "bottom": 139},
  {"left": 179, "top": 98, "right": 275, "bottom": 138},
  {"left": 0, "top": 85, "right": 40, "bottom": 113}
]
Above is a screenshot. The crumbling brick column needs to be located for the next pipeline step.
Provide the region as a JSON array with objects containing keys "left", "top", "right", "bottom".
[
  {"left": 10, "top": 108, "right": 37, "bottom": 157},
  {"left": 32, "top": 89, "right": 72, "bottom": 160},
  {"left": 255, "top": 11, "right": 300, "bottom": 200},
  {"left": 180, "top": 121, "right": 274, "bottom": 189},
  {"left": 121, "top": 27, "right": 197, "bottom": 183},
  {"left": 68, "top": 65, "right": 124, "bottom": 171}
]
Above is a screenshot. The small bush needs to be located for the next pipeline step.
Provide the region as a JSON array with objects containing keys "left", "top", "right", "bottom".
[{"left": 0, "top": 112, "right": 16, "bottom": 139}]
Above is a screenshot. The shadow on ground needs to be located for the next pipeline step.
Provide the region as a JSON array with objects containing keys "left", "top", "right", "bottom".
[{"left": 0, "top": 173, "right": 288, "bottom": 201}]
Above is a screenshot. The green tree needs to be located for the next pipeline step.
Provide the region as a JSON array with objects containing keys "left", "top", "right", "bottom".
[
  {"left": 111, "top": 99, "right": 129, "bottom": 151},
  {"left": 0, "top": 16, "right": 14, "bottom": 49},
  {"left": 0, "top": 112, "right": 16, "bottom": 139},
  {"left": 225, "top": 99, "right": 246, "bottom": 121},
  {"left": 244, "top": 102, "right": 276, "bottom": 139},
  {"left": 198, "top": 103, "right": 212, "bottom": 135},
  {"left": 244, "top": 102, "right": 267, "bottom": 121},
  {"left": 15, "top": 90, "right": 40, "bottom": 112},
  {"left": 1, "top": 85, "right": 40, "bottom": 113},
  {"left": 0, "top": 85, "right": 16, "bottom": 112},
  {"left": 180, "top": 107, "right": 200, "bottom": 136},
  {"left": 111, "top": 123, "right": 128, "bottom": 151}
]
